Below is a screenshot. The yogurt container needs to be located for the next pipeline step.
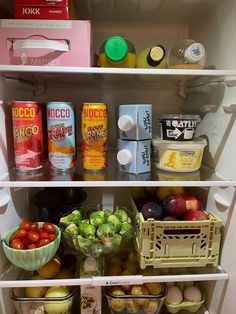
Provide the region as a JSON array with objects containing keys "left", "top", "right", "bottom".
[
  {"left": 159, "top": 114, "right": 201, "bottom": 141},
  {"left": 152, "top": 137, "right": 207, "bottom": 173}
]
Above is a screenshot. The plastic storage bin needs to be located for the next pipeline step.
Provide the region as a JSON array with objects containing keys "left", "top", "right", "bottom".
[
  {"left": 105, "top": 285, "right": 166, "bottom": 314},
  {"left": 11, "top": 287, "right": 75, "bottom": 314},
  {"left": 130, "top": 197, "right": 222, "bottom": 269}
]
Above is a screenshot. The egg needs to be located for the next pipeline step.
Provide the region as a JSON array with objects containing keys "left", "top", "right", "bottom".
[
  {"left": 184, "top": 286, "right": 202, "bottom": 303},
  {"left": 165, "top": 286, "right": 183, "bottom": 305}
]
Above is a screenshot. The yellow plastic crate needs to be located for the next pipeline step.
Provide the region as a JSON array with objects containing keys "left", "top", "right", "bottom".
[{"left": 130, "top": 197, "right": 222, "bottom": 269}]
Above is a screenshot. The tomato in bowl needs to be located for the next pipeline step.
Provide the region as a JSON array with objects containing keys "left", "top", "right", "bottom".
[{"left": 2, "top": 221, "right": 61, "bottom": 271}]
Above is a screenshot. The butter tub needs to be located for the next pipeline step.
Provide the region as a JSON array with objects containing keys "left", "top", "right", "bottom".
[{"left": 152, "top": 137, "right": 207, "bottom": 173}]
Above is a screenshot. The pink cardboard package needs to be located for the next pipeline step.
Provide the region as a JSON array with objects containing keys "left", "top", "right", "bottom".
[{"left": 0, "top": 19, "right": 93, "bottom": 67}]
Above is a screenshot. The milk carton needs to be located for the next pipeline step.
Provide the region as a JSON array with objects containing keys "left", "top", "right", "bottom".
[
  {"left": 80, "top": 257, "right": 102, "bottom": 314},
  {"left": 118, "top": 104, "right": 152, "bottom": 140},
  {"left": 117, "top": 139, "right": 151, "bottom": 174}
]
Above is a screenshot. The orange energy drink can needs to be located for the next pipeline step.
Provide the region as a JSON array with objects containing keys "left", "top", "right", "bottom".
[{"left": 81, "top": 103, "right": 108, "bottom": 172}]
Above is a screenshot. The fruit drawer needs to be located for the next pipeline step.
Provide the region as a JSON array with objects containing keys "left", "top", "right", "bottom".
[{"left": 130, "top": 197, "right": 222, "bottom": 269}]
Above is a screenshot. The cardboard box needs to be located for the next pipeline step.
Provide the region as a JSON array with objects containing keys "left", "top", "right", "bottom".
[
  {"left": 0, "top": 19, "right": 93, "bottom": 67},
  {"left": 15, "top": 0, "right": 70, "bottom": 20}
]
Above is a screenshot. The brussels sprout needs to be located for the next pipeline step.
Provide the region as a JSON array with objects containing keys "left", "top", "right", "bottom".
[
  {"left": 72, "top": 209, "right": 83, "bottom": 220},
  {"left": 64, "top": 223, "right": 79, "bottom": 238},
  {"left": 76, "top": 235, "right": 91, "bottom": 253},
  {"left": 82, "top": 224, "right": 96, "bottom": 240},
  {"left": 119, "top": 223, "right": 133, "bottom": 238},
  {"left": 60, "top": 212, "right": 82, "bottom": 229},
  {"left": 90, "top": 211, "right": 105, "bottom": 228},
  {"left": 107, "top": 215, "right": 122, "bottom": 232},
  {"left": 96, "top": 223, "right": 116, "bottom": 247},
  {"left": 127, "top": 217, "right": 132, "bottom": 224},
  {"left": 79, "top": 220, "right": 90, "bottom": 236},
  {"left": 104, "top": 209, "right": 113, "bottom": 220},
  {"left": 113, "top": 234, "right": 122, "bottom": 247},
  {"left": 115, "top": 209, "right": 129, "bottom": 223}
]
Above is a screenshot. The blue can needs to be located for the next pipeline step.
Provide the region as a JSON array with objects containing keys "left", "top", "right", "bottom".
[{"left": 47, "top": 102, "right": 76, "bottom": 172}]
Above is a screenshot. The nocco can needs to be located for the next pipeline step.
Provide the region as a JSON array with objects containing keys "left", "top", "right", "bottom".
[
  {"left": 12, "top": 101, "right": 43, "bottom": 172},
  {"left": 47, "top": 102, "right": 76, "bottom": 172},
  {"left": 81, "top": 103, "right": 108, "bottom": 172}
]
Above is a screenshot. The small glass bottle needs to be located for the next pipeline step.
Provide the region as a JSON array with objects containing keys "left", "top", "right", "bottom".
[
  {"left": 99, "top": 36, "right": 136, "bottom": 68},
  {"left": 168, "top": 39, "right": 206, "bottom": 69},
  {"left": 136, "top": 45, "right": 167, "bottom": 69}
]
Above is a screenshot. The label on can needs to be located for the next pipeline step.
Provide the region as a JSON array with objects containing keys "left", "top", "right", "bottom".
[
  {"left": 47, "top": 102, "right": 75, "bottom": 171},
  {"left": 81, "top": 103, "right": 108, "bottom": 171},
  {"left": 12, "top": 101, "right": 43, "bottom": 171}
]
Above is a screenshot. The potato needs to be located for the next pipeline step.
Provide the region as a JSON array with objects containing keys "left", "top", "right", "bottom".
[
  {"left": 25, "top": 275, "right": 47, "bottom": 298},
  {"left": 143, "top": 300, "right": 159, "bottom": 314},
  {"left": 121, "top": 284, "right": 131, "bottom": 293},
  {"left": 126, "top": 300, "right": 140, "bottom": 313},
  {"left": 131, "top": 285, "right": 149, "bottom": 306},
  {"left": 121, "top": 269, "right": 133, "bottom": 276},
  {"left": 110, "top": 289, "right": 126, "bottom": 312},
  {"left": 37, "top": 255, "right": 61, "bottom": 279},
  {"left": 144, "top": 282, "right": 162, "bottom": 295}
]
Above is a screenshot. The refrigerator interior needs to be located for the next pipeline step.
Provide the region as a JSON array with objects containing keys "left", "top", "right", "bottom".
[{"left": 1, "top": 0, "right": 236, "bottom": 313}]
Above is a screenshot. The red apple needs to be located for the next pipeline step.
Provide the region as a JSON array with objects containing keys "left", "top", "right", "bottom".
[
  {"left": 183, "top": 194, "right": 203, "bottom": 211},
  {"left": 183, "top": 209, "right": 209, "bottom": 221},
  {"left": 162, "top": 194, "right": 187, "bottom": 218}
]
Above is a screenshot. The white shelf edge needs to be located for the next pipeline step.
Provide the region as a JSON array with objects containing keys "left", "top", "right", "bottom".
[
  {"left": 0, "top": 266, "right": 228, "bottom": 288},
  {"left": 0, "top": 180, "right": 236, "bottom": 188},
  {"left": 1, "top": 65, "right": 236, "bottom": 77}
]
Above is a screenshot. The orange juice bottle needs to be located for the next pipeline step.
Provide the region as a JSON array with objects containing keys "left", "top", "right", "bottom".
[{"left": 99, "top": 36, "right": 136, "bottom": 68}]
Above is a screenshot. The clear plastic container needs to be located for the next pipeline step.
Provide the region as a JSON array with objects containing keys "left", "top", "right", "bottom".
[
  {"left": 99, "top": 36, "right": 136, "bottom": 68},
  {"left": 105, "top": 285, "right": 167, "bottom": 314},
  {"left": 152, "top": 137, "right": 207, "bottom": 173},
  {"left": 136, "top": 45, "right": 167, "bottom": 69},
  {"left": 167, "top": 39, "right": 206, "bottom": 69},
  {"left": 11, "top": 288, "right": 75, "bottom": 314}
]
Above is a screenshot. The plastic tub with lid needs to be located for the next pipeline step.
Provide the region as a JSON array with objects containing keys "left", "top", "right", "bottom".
[
  {"left": 159, "top": 114, "right": 201, "bottom": 141},
  {"left": 152, "top": 137, "right": 207, "bottom": 173}
]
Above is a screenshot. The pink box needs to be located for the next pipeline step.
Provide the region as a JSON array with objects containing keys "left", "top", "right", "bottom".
[{"left": 0, "top": 19, "right": 93, "bottom": 67}]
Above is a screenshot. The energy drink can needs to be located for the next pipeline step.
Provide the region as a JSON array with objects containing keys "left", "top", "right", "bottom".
[
  {"left": 81, "top": 103, "right": 108, "bottom": 172},
  {"left": 12, "top": 101, "right": 43, "bottom": 172},
  {"left": 47, "top": 102, "right": 76, "bottom": 172}
]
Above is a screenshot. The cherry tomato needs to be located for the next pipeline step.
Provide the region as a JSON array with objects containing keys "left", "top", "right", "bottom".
[
  {"left": 48, "top": 234, "right": 57, "bottom": 242},
  {"left": 27, "top": 231, "right": 39, "bottom": 243},
  {"left": 42, "top": 222, "right": 56, "bottom": 234},
  {"left": 37, "top": 228, "right": 49, "bottom": 239},
  {"left": 20, "top": 220, "right": 32, "bottom": 231},
  {"left": 38, "top": 238, "right": 51, "bottom": 247},
  {"left": 22, "top": 238, "right": 30, "bottom": 247},
  {"left": 27, "top": 243, "right": 37, "bottom": 250},
  {"left": 10, "top": 229, "right": 27, "bottom": 242},
  {"left": 30, "top": 222, "right": 38, "bottom": 231},
  {"left": 10, "top": 238, "right": 24, "bottom": 250}
]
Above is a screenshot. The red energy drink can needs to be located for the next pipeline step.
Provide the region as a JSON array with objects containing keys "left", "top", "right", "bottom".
[{"left": 12, "top": 101, "right": 43, "bottom": 172}]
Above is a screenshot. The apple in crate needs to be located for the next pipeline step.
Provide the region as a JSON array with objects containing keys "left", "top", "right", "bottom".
[
  {"left": 141, "top": 202, "right": 164, "bottom": 220},
  {"left": 182, "top": 194, "right": 203, "bottom": 211},
  {"left": 162, "top": 194, "right": 187, "bottom": 218},
  {"left": 183, "top": 210, "right": 209, "bottom": 221}
]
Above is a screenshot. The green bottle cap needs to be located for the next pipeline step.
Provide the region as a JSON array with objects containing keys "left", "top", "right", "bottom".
[{"left": 104, "top": 36, "right": 128, "bottom": 63}]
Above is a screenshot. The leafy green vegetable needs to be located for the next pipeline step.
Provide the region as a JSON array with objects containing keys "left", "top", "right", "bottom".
[
  {"left": 113, "top": 234, "right": 122, "bottom": 247},
  {"left": 115, "top": 209, "right": 129, "bottom": 223},
  {"left": 76, "top": 235, "right": 91, "bottom": 253},
  {"left": 90, "top": 211, "right": 105, "bottom": 228},
  {"left": 104, "top": 209, "right": 113, "bottom": 220},
  {"left": 64, "top": 223, "right": 79, "bottom": 238},
  {"left": 96, "top": 223, "right": 116, "bottom": 240},
  {"left": 107, "top": 215, "right": 122, "bottom": 232},
  {"left": 60, "top": 211, "right": 82, "bottom": 229},
  {"left": 119, "top": 223, "right": 133, "bottom": 238},
  {"left": 83, "top": 224, "right": 96, "bottom": 240}
]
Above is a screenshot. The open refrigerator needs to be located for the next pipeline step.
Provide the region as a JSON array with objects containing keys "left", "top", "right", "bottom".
[{"left": 0, "top": 0, "right": 236, "bottom": 313}]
